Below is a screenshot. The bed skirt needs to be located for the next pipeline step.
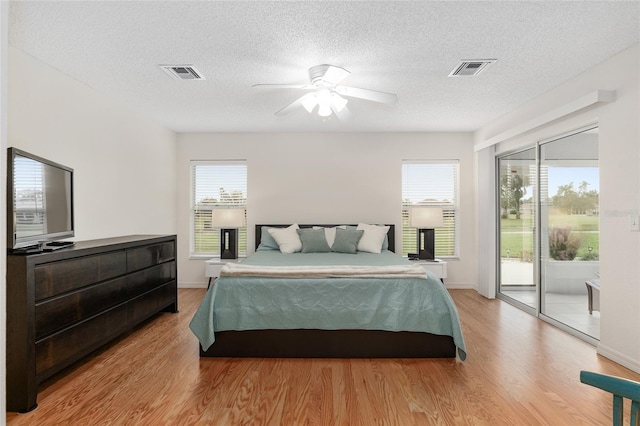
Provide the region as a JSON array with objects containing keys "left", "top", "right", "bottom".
[{"left": 199, "top": 329, "right": 456, "bottom": 358}]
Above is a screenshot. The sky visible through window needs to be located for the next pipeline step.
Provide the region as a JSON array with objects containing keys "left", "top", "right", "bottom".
[
  {"left": 547, "top": 167, "right": 599, "bottom": 196},
  {"left": 402, "top": 163, "right": 456, "bottom": 204},
  {"left": 194, "top": 164, "right": 246, "bottom": 203}
]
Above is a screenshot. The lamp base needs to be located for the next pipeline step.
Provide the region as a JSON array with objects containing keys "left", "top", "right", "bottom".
[
  {"left": 220, "top": 229, "right": 238, "bottom": 259},
  {"left": 417, "top": 228, "right": 435, "bottom": 261}
]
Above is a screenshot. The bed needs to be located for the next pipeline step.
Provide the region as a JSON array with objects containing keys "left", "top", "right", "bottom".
[{"left": 189, "top": 224, "right": 466, "bottom": 360}]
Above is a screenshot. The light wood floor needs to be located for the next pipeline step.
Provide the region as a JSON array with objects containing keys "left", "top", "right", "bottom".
[{"left": 7, "top": 288, "right": 640, "bottom": 425}]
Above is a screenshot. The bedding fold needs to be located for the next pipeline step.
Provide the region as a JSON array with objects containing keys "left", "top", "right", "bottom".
[{"left": 220, "top": 262, "right": 428, "bottom": 279}]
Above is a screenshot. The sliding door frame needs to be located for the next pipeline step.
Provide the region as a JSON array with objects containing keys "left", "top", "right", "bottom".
[{"left": 495, "top": 123, "right": 600, "bottom": 345}]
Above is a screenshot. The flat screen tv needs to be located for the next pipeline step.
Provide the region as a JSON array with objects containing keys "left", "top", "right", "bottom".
[{"left": 7, "top": 148, "right": 74, "bottom": 252}]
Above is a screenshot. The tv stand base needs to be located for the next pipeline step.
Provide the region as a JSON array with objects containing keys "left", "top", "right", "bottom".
[{"left": 9, "top": 245, "right": 43, "bottom": 255}]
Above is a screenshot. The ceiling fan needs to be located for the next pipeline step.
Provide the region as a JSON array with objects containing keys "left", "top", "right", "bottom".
[{"left": 253, "top": 64, "right": 398, "bottom": 119}]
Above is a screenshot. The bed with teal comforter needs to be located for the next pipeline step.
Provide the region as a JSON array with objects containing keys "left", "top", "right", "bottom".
[{"left": 189, "top": 250, "right": 467, "bottom": 360}]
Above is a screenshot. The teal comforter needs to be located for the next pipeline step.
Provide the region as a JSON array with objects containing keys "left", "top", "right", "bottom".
[{"left": 189, "top": 251, "right": 467, "bottom": 360}]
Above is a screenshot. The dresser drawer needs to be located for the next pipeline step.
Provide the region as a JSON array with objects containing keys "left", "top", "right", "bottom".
[
  {"left": 35, "top": 301, "right": 130, "bottom": 377},
  {"left": 34, "top": 251, "right": 127, "bottom": 300},
  {"left": 126, "top": 241, "right": 175, "bottom": 272},
  {"left": 126, "top": 261, "right": 176, "bottom": 299},
  {"left": 35, "top": 275, "right": 129, "bottom": 339},
  {"left": 128, "top": 280, "right": 177, "bottom": 324}
]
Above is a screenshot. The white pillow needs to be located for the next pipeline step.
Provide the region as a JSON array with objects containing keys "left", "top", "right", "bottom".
[
  {"left": 313, "top": 225, "right": 346, "bottom": 247},
  {"left": 356, "top": 223, "right": 390, "bottom": 254},
  {"left": 268, "top": 224, "right": 302, "bottom": 254}
]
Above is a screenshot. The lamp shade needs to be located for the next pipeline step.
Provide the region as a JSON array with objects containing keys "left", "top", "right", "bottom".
[
  {"left": 409, "top": 207, "right": 444, "bottom": 228},
  {"left": 211, "top": 208, "right": 246, "bottom": 228}
]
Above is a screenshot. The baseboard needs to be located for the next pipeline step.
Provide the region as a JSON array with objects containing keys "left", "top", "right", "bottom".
[
  {"left": 179, "top": 282, "right": 208, "bottom": 289},
  {"left": 597, "top": 344, "right": 640, "bottom": 374},
  {"left": 444, "top": 282, "right": 476, "bottom": 290}
]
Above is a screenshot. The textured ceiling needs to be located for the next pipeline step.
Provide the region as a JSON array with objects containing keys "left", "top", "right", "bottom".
[{"left": 8, "top": 1, "right": 640, "bottom": 133}]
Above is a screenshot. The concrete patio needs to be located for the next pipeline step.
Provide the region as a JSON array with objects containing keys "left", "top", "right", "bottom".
[{"left": 500, "top": 259, "right": 600, "bottom": 339}]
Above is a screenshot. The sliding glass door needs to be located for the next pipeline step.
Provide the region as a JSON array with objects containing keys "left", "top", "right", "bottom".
[
  {"left": 540, "top": 128, "right": 600, "bottom": 339},
  {"left": 497, "top": 126, "right": 600, "bottom": 341},
  {"left": 498, "top": 148, "right": 536, "bottom": 311}
]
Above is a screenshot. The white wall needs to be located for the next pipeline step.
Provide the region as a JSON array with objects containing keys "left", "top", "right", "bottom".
[
  {"left": 1, "top": 1, "right": 9, "bottom": 416},
  {"left": 474, "top": 145, "right": 496, "bottom": 298},
  {"left": 475, "top": 44, "right": 640, "bottom": 373},
  {"left": 8, "top": 47, "right": 178, "bottom": 241},
  {"left": 177, "top": 132, "right": 476, "bottom": 289}
]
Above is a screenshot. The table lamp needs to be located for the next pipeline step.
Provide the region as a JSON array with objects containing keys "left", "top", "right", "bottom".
[
  {"left": 409, "top": 207, "right": 444, "bottom": 260},
  {"left": 212, "top": 208, "right": 245, "bottom": 259}
]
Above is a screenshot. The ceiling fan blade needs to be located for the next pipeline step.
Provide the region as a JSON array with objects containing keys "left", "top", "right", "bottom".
[
  {"left": 322, "top": 65, "right": 351, "bottom": 85},
  {"left": 335, "top": 86, "right": 398, "bottom": 104},
  {"left": 253, "top": 84, "right": 314, "bottom": 90},
  {"left": 274, "top": 94, "right": 312, "bottom": 116}
]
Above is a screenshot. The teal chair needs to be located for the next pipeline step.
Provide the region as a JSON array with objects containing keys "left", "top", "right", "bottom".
[{"left": 580, "top": 371, "right": 640, "bottom": 426}]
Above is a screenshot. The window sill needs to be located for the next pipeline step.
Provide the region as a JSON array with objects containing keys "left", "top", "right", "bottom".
[{"left": 189, "top": 254, "right": 247, "bottom": 261}]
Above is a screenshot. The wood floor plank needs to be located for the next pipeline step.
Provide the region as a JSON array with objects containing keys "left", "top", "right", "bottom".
[{"left": 6, "top": 288, "right": 640, "bottom": 425}]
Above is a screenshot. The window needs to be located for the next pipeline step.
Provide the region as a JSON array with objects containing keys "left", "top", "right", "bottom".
[
  {"left": 402, "top": 160, "right": 459, "bottom": 258},
  {"left": 191, "top": 161, "right": 247, "bottom": 257}
]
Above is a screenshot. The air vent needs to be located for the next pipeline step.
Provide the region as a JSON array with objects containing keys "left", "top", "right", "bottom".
[
  {"left": 448, "top": 59, "right": 496, "bottom": 77},
  {"left": 160, "top": 65, "right": 205, "bottom": 80}
]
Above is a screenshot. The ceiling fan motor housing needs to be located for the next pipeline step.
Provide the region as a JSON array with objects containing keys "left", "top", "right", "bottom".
[{"left": 309, "top": 64, "right": 332, "bottom": 85}]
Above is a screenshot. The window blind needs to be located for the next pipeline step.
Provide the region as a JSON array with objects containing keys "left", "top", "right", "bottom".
[
  {"left": 402, "top": 161, "right": 459, "bottom": 257},
  {"left": 191, "top": 161, "right": 247, "bottom": 256}
]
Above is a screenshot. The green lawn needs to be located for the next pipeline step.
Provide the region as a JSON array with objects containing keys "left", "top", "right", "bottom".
[
  {"left": 500, "top": 214, "right": 599, "bottom": 260},
  {"left": 500, "top": 232, "right": 534, "bottom": 260},
  {"left": 500, "top": 214, "right": 599, "bottom": 231}
]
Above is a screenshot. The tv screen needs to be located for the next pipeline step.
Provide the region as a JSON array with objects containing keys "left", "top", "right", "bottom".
[{"left": 7, "top": 148, "right": 74, "bottom": 250}]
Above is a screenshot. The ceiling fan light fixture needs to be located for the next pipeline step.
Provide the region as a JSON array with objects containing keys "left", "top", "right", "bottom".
[
  {"left": 300, "top": 93, "right": 318, "bottom": 113},
  {"left": 317, "top": 103, "right": 332, "bottom": 117},
  {"left": 316, "top": 89, "right": 333, "bottom": 117}
]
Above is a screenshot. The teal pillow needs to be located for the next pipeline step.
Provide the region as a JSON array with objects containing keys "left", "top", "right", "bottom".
[
  {"left": 297, "top": 228, "right": 331, "bottom": 253},
  {"left": 331, "top": 229, "right": 364, "bottom": 254},
  {"left": 256, "top": 226, "right": 280, "bottom": 251}
]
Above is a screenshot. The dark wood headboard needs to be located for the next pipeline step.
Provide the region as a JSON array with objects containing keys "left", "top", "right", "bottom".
[{"left": 255, "top": 224, "right": 395, "bottom": 252}]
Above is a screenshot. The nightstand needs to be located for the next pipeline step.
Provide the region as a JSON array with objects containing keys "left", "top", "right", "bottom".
[
  {"left": 205, "top": 258, "right": 242, "bottom": 288},
  {"left": 417, "top": 259, "right": 447, "bottom": 282}
]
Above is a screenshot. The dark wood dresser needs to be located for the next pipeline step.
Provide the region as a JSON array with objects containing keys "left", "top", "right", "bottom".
[{"left": 6, "top": 235, "right": 178, "bottom": 412}]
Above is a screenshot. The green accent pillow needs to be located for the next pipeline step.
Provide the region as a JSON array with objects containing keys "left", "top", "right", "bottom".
[
  {"left": 331, "top": 228, "right": 364, "bottom": 254},
  {"left": 256, "top": 226, "right": 280, "bottom": 251},
  {"left": 297, "top": 228, "right": 331, "bottom": 253}
]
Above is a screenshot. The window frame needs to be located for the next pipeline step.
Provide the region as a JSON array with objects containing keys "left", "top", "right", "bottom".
[
  {"left": 401, "top": 160, "right": 460, "bottom": 259},
  {"left": 190, "top": 160, "right": 247, "bottom": 258}
]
